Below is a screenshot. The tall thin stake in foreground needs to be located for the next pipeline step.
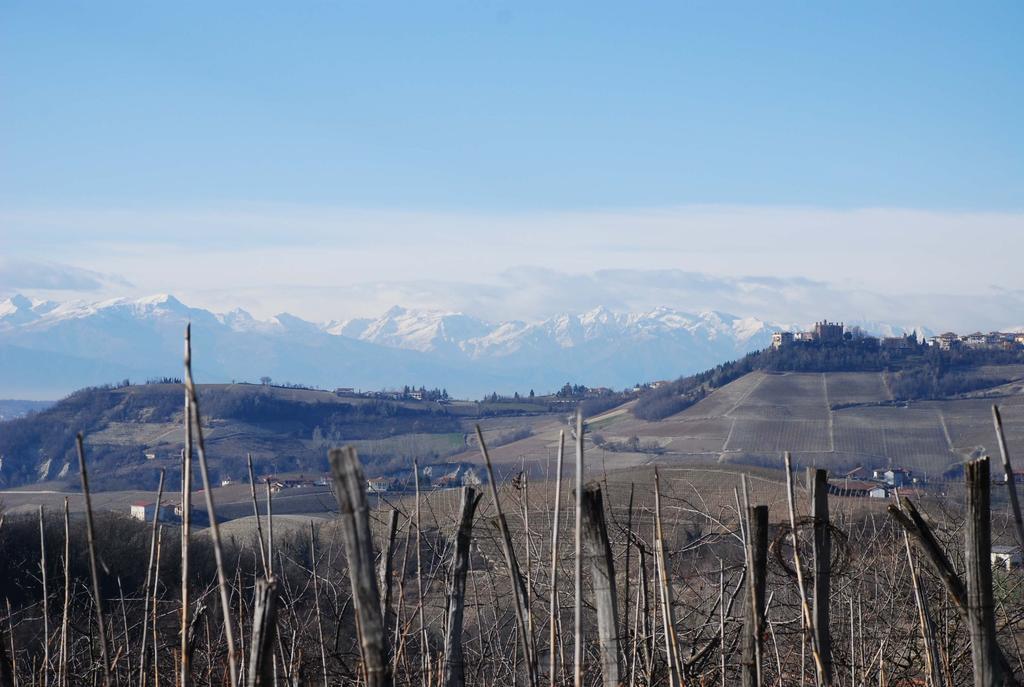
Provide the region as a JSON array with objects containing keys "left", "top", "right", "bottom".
[
  {"left": 653, "top": 468, "right": 683, "bottom": 687},
  {"left": 181, "top": 404, "right": 193, "bottom": 687},
  {"left": 38, "top": 506, "right": 49, "bottom": 687},
  {"left": 964, "top": 457, "right": 1002, "bottom": 687},
  {"left": 580, "top": 483, "right": 620, "bottom": 687},
  {"left": 76, "top": 434, "right": 111, "bottom": 687},
  {"left": 442, "top": 486, "right": 482, "bottom": 687},
  {"left": 247, "top": 454, "right": 269, "bottom": 575},
  {"left": 992, "top": 405, "right": 1024, "bottom": 553},
  {"left": 328, "top": 447, "right": 392, "bottom": 687},
  {"left": 809, "top": 469, "right": 832, "bottom": 684},
  {"left": 475, "top": 425, "right": 538, "bottom": 687},
  {"left": 573, "top": 412, "right": 584, "bottom": 687},
  {"left": 183, "top": 324, "right": 239, "bottom": 687},
  {"left": 548, "top": 430, "right": 565, "bottom": 687},
  {"left": 58, "top": 499, "right": 70, "bottom": 687},
  {"left": 139, "top": 469, "right": 166, "bottom": 687},
  {"left": 783, "top": 453, "right": 825, "bottom": 686},
  {"left": 741, "top": 505, "right": 768, "bottom": 687}
]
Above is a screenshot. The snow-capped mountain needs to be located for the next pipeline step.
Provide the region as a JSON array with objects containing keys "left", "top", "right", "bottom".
[{"left": 0, "top": 292, "right": 824, "bottom": 399}]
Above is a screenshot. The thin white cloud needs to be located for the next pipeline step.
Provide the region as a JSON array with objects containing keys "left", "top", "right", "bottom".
[
  {"left": 2, "top": 204, "right": 1022, "bottom": 328},
  {"left": 0, "top": 257, "right": 132, "bottom": 294}
]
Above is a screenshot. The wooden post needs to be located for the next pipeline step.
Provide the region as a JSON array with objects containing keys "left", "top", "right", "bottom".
[
  {"left": 476, "top": 424, "right": 539, "bottom": 687},
  {"left": 810, "top": 469, "right": 832, "bottom": 684},
  {"left": 581, "top": 483, "right": 621, "bottom": 687},
  {"left": 329, "top": 447, "right": 392, "bottom": 687},
  {"left": 964, "top": 457, "right": 1003, "bottom": 687},
  {"left": 888, "top": 497, "right": 1015, "bottom": 677},
  {"left": 992, "top": 405, "right": 1024, "bottom": 554},
  {"left": 573, "top": 412, "right": 584, "bottom": 687},
  {"left": 442, "top": 487, "right": 482, "bottom": 687},
  {"left": 741, "top": 506, "right": 768, "bottom": 687},
  {"left": 548, "top": 430, "right": 565, "bottom": 687},
  {"left": 76, "top": 433, "right": 111, "bottom": 687},
  {"left": 653, "top": 468, "right": 683, "bottom": 687},
  {"left": 38, "top": 506, "right": 49, "bottom": 687},
  {"left": 246, "top": 577, "right": 279, "bottom": 687},
  {"left": 379, "top": 509, "right": 400, "bottom": 642}
]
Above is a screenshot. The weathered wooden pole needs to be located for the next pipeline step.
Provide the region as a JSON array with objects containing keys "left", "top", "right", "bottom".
[
  {"left": 548, "top": 430, "right": 566, "bottom": 687},
  {"left": 810, "top": 469, "right": 832, "bottom": 684},
  {"left": 442, "top": 487, "right": 482, "bottom": 687},
  {"left": 77, "top": 433, "right": 111, "bottom": 687},
  {"left": 992, "top": 405, "right": 1024, "bottom": 554},
  {"left": 888, "top": 497, "right": 1015, "bottom": 677},
  {"left": 964, "top": 457, "right": 1003, "bottom": 687},
  {"left": 246, "top": 577, "right": 280, "bottom": 687},
  {"left": 329, "top": 447, "right": 393, "bottom": 687},
  {"left": 379, "top": 508, "right": 400, "bottom": 642},
  {"left": 581, "top": 483, "right": 621, "bottom": 687},
  {"left": 475, "top": 425, "right": 539, "bottom": 687},
  {"left": 573, "top": 412, "right": 584, "bottom": 687},
  {"left": 741, "top": 505, "right": 768, "bottom": 687}
]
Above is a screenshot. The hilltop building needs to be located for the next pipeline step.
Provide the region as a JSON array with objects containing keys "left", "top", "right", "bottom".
[
  {"left": 813, "top": 320, "right": 845, "bottom": 344},
  {"left": 771, "top": 331, "right": 794, "bottom": 349}
]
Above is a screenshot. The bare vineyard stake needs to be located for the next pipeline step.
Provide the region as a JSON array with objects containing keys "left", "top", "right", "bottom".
[
  {"left": 76, "top": 434, "right": 111, "bottom": 687},
  {"left": 38, "top": 506, "right": 49, "bottom": 687},
  {"left": 654, "top": 468, "right": 683, "bottom": 687},
  {"left": 783, "top": 453, "right": 825, "bottom": 687},
  {"left": 741, "top": 506, "right": 767, "bottom": 687},
  {"left": 247, "top": 454, "right": 269, "bottom": 575},
  {"left": 810, "top": 469, "right": 832, "bottom": 684},
  {"left": 992, "top": 405, "right": 1024, "bottom": 554},
  {"left": 310, "top": 522, "right": 329, "bottom": 687},
  {"left": 887, "top": 497, "right": 1014, "bottom": 677},
  {"left": 138, "top": 469, "right": 166, "bottom": 687},
  {"left": 964, "top": 457, "right": 1003, "bottom": 687},
  {"left": 379, "top": 510, "right": 399, "bottom": 646},
  {"left": 573, "top": 412, "right": 584, "bottom": 687},
  {"left": 183, "top": 325, "right": 238, "bottom": 686},
  {"left": 901, "top": 526, "right": 942, "bottom": 687},
  {"left": 475, "top": 425, "right": 539, "bottom": 687},
  {"left": 580, "top": 483, "right": 621, "bottom": 687},
  {"left": 152, "top": 526, "right": 163, "bottom": 687},
  {"left": 328, "top": 447, "right": 392, "bottom": 687},
  {"left": 414, "top": 458, "right": 427, "bottom": 686},
  {"left": 181, "top": 388, "right": 194, "bottom": 687},
  {"left": 58, "top": 499, "right": 70, "bottom": 687},
  {"left": 548, "top": 430, "right": 565, "bottom": 687},
  {"left": 442, "top": 487, "right": 482, "bottom": 687},
  {"left": 246, "top": 577, "right": 279, "bottom": 687}
]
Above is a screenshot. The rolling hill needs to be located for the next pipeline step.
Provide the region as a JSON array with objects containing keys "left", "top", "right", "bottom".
[{"left": 452, "top": 367, "right": 1024, "bottom": 481}]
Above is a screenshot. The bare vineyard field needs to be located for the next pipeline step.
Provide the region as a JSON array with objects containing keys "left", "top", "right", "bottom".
[{"left": 824, "top": 371, "right": 892, "bottom": 404}]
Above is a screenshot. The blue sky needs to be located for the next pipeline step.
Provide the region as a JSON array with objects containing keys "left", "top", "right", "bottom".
[
  {"left": 3, "top": 1, "right": 1021, "bottom": 210},
  {"left": 1, "top": 2, "right": 1023, "bottom": 325}
]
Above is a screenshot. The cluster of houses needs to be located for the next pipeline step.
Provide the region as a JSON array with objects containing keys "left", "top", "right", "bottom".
[
  {"left": 826, "top": 466, "right": 919, "bottom": 499},
  {"left": 929, "top": 331, "right": 1024, "bottom": 351},
  {"left": 367, "top": 463, "right": 483, "bottom": 493},
  {"left": 334, "top": 387, "right": 449, "bottom": 403}
]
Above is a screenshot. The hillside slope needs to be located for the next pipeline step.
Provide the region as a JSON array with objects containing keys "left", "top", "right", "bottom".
[
  {"left": 0, "top": 383, "right": 506, "bottom": 490},
  {"left": 453, "top": 368, "right": 1024, "bottom": 479}
]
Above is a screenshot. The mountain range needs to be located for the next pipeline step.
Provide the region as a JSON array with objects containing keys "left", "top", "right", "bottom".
[{"left": 0, "top": 293, "right": 904, "bottom": 399}]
